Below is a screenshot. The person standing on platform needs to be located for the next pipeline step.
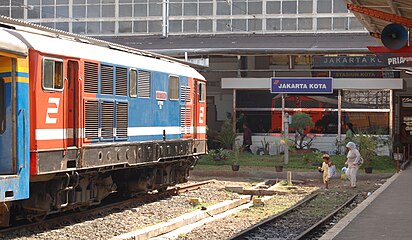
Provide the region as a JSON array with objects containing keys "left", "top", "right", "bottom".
[
  {"left": 345, "top": 142, "right": 361, "bottom": 188},
  {"left": 400, "top": 123, "right": 408, "bottom": 147},
  {"left": 400, "top": 123, "right": 410, "bottom": 158},
  {"left": 345, "top": 122, "right": 355, "bottom": 143},
  {"left": 242, "top": 123, "right": 252, "bottom": 153}
]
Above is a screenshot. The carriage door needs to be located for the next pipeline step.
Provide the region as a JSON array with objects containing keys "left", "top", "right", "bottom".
[
  {"left": 0, "top": 57, "right": 15, "bottom": 174},
  {"left": 66, "top": 60, "right": 78, "bottom": 147},
  {"left": 194, "top": 80, "right": 206, "bottom": 153}
]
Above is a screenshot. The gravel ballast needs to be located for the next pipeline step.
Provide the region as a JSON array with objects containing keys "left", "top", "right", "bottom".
[
  {"left": 4, "top": 174, "right": 389, "bottom": 240},
  {"left": 5, "top": 180, "right": 252, "bottom": 240}
]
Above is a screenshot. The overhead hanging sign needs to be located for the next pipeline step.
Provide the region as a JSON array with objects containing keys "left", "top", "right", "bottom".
[
  {"left": 376, "top": 53, "right": 412, "bottom": 67},
  {"left": 368, "top": 46, "right": 412, "bottom": 67},
  {"left": 312, "top": 56, "right": 385, "bottom": 68},
  {"left": 331, "top": 70, "right": 400, "bottom": 78},
  {"left": 271, "top": 78, "right": 333, "bottom": 94}
]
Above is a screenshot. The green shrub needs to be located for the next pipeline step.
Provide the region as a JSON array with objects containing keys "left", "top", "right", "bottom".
[
  {"left": 290, "top": 113, "right": 315, "bottom": 149},
  {"left": 208, "top": 148, "right": 230, "bottom": 161},
  {"left": 354, "top": 132, "right": 378, "bottom": 166},
  {"left": 215, "top": 118, "right": 237, "bottom": 149}
]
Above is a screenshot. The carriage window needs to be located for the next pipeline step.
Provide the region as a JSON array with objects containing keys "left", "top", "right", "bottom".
[
  {"left": 43, "top": 58, "right": 63, "bottom": 91},
  {"left": 169, "top": 76, "right": 179, "bottom": 100},
  {"left": 198, "top": 82, "right": 205, "bottom": 102},
  {"left": 0, "top": 77, "right": 4, "bottom": 134}
]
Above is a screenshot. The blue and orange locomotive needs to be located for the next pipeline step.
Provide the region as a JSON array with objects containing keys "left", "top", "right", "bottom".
[{"left": 0, "top": 16, "right": 206, "bottom": 225}]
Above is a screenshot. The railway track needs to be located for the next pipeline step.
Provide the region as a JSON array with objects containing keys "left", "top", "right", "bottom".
[
  {"left": 229, "top": 192, "right": 358, "bottom": 240},
  {"left": 0, "top": 180, "right": 214, "bottom": 236}
]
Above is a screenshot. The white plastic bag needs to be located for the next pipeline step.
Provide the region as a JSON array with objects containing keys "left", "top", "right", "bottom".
[
  {"left": 328, "top": 165, "right": 337, "bottom": 178},
  {"left": 341, "top": 166, "right": 349, "bottom": 180}
]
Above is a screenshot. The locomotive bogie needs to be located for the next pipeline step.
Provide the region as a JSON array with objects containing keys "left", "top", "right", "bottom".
[
  {"left": 22, "top": 172, "right": 116, "bottom": 212},
  {"left": 19, "top": 158, "right": 194, "bottom": 219}
]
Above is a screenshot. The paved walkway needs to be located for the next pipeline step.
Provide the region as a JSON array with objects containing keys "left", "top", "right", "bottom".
[{"left": 323, "top": 167, "right": 412, "bottom": 240}]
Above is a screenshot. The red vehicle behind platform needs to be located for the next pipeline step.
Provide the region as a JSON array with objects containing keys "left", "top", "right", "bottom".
[{"left": 271, "top": 95, "right": 326, "bottom": 133}]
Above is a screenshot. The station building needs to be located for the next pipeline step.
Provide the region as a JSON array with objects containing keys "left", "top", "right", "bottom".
[{"left": 1, "top": 0, "right": 410, "bottom": 153}]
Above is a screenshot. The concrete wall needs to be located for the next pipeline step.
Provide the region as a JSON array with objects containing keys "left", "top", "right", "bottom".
[{"left": 237, "top": 134, "right": 390, "bottom": 156}]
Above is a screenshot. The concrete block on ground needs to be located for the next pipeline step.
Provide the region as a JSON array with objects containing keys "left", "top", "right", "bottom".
[
  {"left": 111, "top": 196, "right": 250, "bottom": 240},
  {"left": 252, "top": 197, "right": 265, "bottom": 206},
  {"left": 242, "top": 189, "right": 287, "bottom": 196}
]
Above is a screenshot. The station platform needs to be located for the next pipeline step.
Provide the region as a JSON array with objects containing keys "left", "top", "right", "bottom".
[{"left": 321, "top": 167, "right": 412, "bottom": 240}]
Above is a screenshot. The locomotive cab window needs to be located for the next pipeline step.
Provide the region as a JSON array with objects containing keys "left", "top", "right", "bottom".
[
  {"left": 198, "top": 82, "right": 205, "bottom": 102},
  {"left": 169, "top": 76, "right": 179, "bottom": 101},
  {"left": 0, "top": 77, "right": 4, "bottom": 134},
  {"left": 129, "top": 69, "right": 137, "bottom": 98},
  {"left": 43, "top": 58, "right": 63, "bottom": 91}
]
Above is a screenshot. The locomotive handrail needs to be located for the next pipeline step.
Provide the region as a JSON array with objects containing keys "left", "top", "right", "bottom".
[
  {"left": 22, "top": 109, "right": 26, "bottom": 173},
  {"left": 17, "top": 108, "right": 26, "bottom": 174}
]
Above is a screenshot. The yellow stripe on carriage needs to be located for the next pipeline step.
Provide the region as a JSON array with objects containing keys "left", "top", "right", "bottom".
[
  {"left": 1, "top": 76, "right": 29, "bottom": 83},
  {"left": 0, "top": 58, "right": 28, "bottom": 73},
  {"left": 16, "top": 76, "right": 29, "bottom": 83}
]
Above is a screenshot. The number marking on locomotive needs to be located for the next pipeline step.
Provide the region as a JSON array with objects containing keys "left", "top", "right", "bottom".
[
  {"left": 199, "top": 106, "right": 204, "bottom": 124},
  {"left": 45, "top": 97, "right": 60, "bottom": 124}
]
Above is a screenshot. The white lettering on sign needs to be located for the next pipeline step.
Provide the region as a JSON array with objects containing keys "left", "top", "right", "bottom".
[
  {"left": 199, "top": 107, "right": 205, "bottom": 124},
  {"left": 46, "top": 97, "right": 60, "bottom": 124},
  {"left": 308, "top": 84, "right": 327, "bottom": 89},
  {"left": 387, "top": 57, "right": 412, "bottom": 66},
  {"left": 278, "top": 83, "right": 327, "bottom": 89},
  {"left": 158, "top": 101, "right": 163, "bottom": 109}
]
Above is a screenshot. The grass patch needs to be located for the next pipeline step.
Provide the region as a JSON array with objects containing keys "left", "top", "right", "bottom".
[
  {"left": 198, "top": 151, "right": 396, "bottom": 173},
  {"left": 191, "top": 202, "right": 209, "bottom": 210}
]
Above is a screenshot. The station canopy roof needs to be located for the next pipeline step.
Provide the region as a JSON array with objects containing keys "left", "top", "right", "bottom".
[
  {"left": 345, "top": 0, "right": 412, "bottom": 39},
  {"left": 101, "top": 33, "right": 376, "bottom": 57}
]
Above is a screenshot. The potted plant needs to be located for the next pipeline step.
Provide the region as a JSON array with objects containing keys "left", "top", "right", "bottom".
[
  {"left": 209, "top": 148, "right": 230, "bottom": 161},
  {"left": 256, "top": 138, "right": 270, "bottom": 155},
  {"left": 215, "top": 118, "right": 237, "bottom": 150},
  {"left": 354, "top": 132, "right": 378, "bottom": 174},
  {"left": 290, "top": 113, "right": 315, "bottom": 150}
]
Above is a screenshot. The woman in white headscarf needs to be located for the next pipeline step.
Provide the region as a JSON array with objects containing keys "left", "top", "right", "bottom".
[{"left": 345, "top": 142, "right": 361, "bottom": 188}]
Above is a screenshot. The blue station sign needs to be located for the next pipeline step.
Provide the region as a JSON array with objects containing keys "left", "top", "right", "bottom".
[{"left": 271, "top": 77, "right": 333, "bottom": 94}]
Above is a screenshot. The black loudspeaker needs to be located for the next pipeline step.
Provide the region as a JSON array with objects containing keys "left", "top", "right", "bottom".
[{"left": 381, "top": 23, "right": 408, "bottom": 50}]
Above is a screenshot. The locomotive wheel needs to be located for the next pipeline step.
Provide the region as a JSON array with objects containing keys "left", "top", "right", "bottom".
[
  {"left": 28, "top": 213, "right": 47, "bottom": 222},
  {"left": 78, "top": 206, "right": 89, "bottom": 212},
  {"left": 157, "top": 186, "right": 168, "bottom": 193}
]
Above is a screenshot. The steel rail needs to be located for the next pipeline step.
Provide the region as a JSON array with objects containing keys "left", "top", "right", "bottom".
[
  {"left": 228, "top": 193, "right": 319, "bottom": 240},
  {"left": 294, "top": 194, "right": 358, "bottom": 240},
  {"left": 174, "top": 179, "right": 215, "bottom": 193}
]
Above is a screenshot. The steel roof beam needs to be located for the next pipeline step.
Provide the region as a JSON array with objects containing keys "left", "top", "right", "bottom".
[
  {"left": 345, "top": 0, "right": 378, "bottom": 32},
  {"left": 386, "top": 0, "right": 401, "bottom": 15},
  {"left": 347, "top": 3, "right": 412, "bottom": 28}
]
